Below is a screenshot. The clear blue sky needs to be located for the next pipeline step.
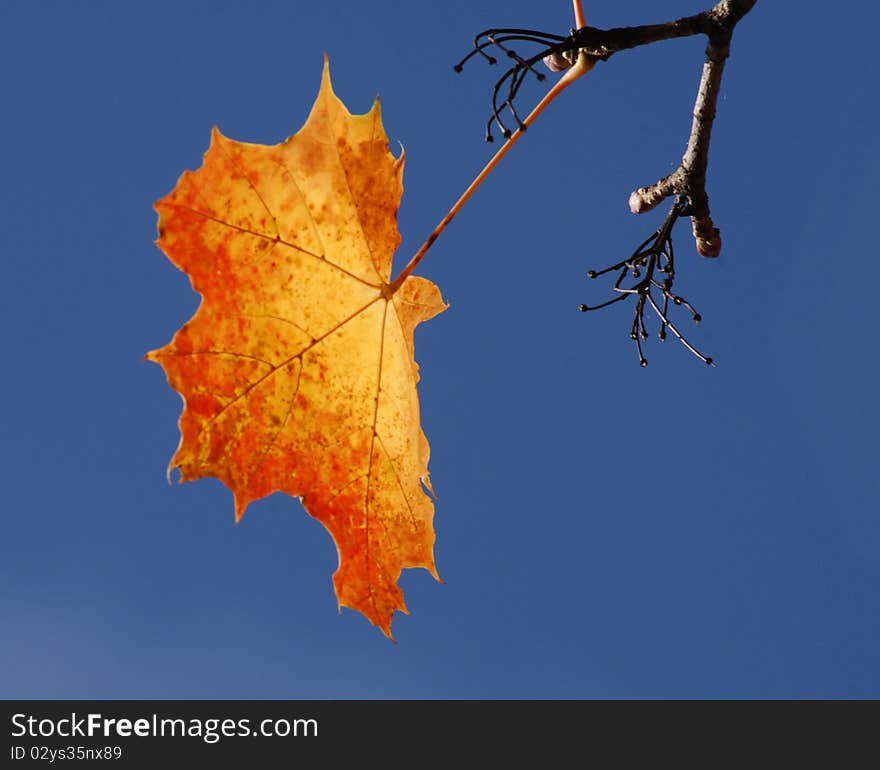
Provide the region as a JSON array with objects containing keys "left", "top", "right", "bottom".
[{"left": 2, "top": 0, "right": 878, "bottom": 698}]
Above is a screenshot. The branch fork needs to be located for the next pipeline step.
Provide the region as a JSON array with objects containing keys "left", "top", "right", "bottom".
[
  {"left": 398, "top": 1, "right": 757, "bottom": 365},
  {"left": 454, "top": 0, "right": 756, "bottom": 259}
]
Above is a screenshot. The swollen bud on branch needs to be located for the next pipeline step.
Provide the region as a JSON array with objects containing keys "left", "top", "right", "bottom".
[
  {"left": 692, "top": 215, "right": 721, "bottom": 257},
  {"left": 543, "top": 52, "right": 574, "bottom": 72},
  {"left": 629, "top": 187, "right": 664, "bottom": 214}
]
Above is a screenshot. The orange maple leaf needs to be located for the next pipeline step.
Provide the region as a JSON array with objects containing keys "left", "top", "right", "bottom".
[{"left": 147, "top": 58, "right": 447, "bottom": 638}]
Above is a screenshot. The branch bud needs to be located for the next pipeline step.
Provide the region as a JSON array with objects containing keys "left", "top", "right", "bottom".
[
  {"left": 692, "top": 215, "right": 721, "bottom": 257},
  {"left": 629, "top": 188, "right": 661, "bottom": 214},
  {"left": 543, "top": 52, "right": 573, "bottom": 72}
]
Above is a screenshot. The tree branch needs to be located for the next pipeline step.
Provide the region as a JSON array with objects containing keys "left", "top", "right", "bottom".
[
  {"left": 570, "top": 0, "right": 756, "bottom": 57},
  {"left": 460, "top": 1, "right": 757, "bottom": 257},
  {"left": 618, "top": 0, "right": 758, "bottom": 256},
  {"left": 454, "top": 1, "right": 758, "bottom": 364}
]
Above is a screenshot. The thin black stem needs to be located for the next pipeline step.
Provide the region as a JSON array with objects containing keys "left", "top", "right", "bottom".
[
  {"left": 580, "top": 197, "right": 713, "bottom": 367},
  {"left": 455, "top": 29, "right": 576, "bottom": 141}
]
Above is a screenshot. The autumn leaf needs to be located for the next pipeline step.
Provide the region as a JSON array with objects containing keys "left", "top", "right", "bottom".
[{"left": 147, "top": 57, "right": 447, "bottom": 638}]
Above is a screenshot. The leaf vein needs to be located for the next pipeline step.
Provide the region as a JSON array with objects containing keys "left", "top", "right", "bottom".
[{"left": 158, "top": 201, "right": 380, "bottom": 289}]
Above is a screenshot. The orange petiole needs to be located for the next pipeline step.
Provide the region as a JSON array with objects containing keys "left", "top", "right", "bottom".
[{"left": 390, "top": 1, "right": 592, "bottom": 292}]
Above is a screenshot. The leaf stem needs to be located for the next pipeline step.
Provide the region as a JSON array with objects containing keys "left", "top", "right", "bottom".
[
  {"left": 390, "top": 51, "right": 593, "bottom": 292},
  {"left": 573, "top": 0, "right": 586, "bottom": 30}
]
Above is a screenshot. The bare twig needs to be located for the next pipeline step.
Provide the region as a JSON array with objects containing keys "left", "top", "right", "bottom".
[
  {"left": 605, "top": 0, "right": 759, "bottom": 257},
  {"left": 456, "top": 0, "right": 758, "bottom": 257}
]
